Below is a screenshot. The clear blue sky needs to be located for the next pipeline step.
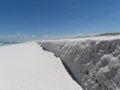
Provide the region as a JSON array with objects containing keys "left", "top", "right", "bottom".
[{"left": 0, "top": 0, "right": 120, "bottom": 36}]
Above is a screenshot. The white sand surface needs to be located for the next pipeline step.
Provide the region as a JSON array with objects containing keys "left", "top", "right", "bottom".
[
  {"left": 0, "top": 42, "right": 83, "bottom": 90},
  {"left": 40, "top": 35, "right": 120, "bottom": 42}
]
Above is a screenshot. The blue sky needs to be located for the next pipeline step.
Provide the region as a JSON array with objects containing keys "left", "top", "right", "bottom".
[{"left": 0, "top": 0, "right": 120, "bottom": 36}]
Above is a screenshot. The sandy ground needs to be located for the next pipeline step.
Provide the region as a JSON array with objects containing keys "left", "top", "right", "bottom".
[
  {"left": 0, "top": 42, "right": 83, "bottom": 90},
  {"left": 40, "top": 35, "right": 120, "bottom": 42}
]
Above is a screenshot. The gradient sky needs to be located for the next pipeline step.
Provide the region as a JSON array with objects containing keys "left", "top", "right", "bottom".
[{"left": 0, "top": 0, "right": 120, "bottom": 36}]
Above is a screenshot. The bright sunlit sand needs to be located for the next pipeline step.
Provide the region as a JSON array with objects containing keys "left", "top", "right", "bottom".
[{"left": 0, "top": 42, "right": 83, "bottom": 90}]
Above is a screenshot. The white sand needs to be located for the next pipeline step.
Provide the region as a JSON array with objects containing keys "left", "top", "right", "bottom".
[
  {"left": 40, "top": 35, "right": 120, "bottom": 42},
  {"left": 0, "top": 42, "right": 83, "bottom": 90}
]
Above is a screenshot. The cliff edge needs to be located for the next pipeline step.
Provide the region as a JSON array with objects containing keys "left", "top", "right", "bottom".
[{"left": 39, "top": 35, "right": 120, "bottom": 90}]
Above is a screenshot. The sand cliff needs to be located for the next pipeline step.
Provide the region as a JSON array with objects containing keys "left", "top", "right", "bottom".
[{"left": 39, "top": 36, "right": 120, "bottom": 90}]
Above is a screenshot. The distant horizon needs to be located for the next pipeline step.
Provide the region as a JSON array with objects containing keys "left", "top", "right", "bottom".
[
  {"left": 0, "top": 31, "right": 120, "bottom": 36},
  {"left": 0, "top": 31, "right": 120, "bottom": 39}
]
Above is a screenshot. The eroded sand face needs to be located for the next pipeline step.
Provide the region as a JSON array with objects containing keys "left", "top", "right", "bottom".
[{"left": 39, "top": 36, "right": 120, "bottom": 90}]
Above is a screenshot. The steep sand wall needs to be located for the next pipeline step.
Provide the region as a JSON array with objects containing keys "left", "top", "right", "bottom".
[{"left": 39, "top": 39, "right": 120, "bottom": 90}]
